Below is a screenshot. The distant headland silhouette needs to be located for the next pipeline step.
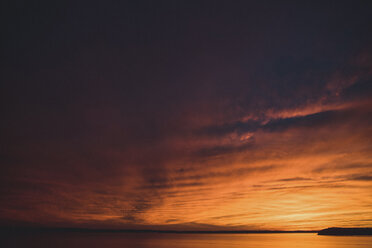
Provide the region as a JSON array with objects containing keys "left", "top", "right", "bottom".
[{"left": 318, "top": 227, "right": 372, "bottom": 236}]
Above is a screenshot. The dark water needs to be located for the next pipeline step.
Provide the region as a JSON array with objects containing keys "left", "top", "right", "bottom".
[{"left": 2, "top": 233, "right": 372, "bottom": 248}]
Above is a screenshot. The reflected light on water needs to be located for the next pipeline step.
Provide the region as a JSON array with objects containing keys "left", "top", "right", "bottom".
[{"left": 3, "top": 233, "right": 372, "bottom": 248}]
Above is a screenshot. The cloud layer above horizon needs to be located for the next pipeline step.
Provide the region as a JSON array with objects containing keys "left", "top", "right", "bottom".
[{"left": 1, "top": 1, "right": 371, "bottom": 230}]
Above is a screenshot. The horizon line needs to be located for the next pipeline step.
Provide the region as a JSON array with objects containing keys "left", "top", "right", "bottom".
[{"left": 0, "top": 226, "right": 320, "bottom": 233}]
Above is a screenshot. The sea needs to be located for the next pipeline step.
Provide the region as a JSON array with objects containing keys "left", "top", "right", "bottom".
[{"left": 2, "top": 232, "right": 372, "bottom": 248}]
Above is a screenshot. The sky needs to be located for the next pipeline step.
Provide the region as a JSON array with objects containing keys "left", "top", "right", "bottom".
[{"left": 1, "top": 1, "right": 372, "bottom": 231}]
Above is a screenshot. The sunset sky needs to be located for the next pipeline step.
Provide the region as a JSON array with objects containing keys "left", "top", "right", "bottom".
[{"left": 1, "top": 1, "right": 372, "bottom": 231}]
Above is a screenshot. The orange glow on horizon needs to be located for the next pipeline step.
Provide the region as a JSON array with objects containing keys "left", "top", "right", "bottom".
[{"left": 2, "top": 99, "right": 371, "bottom": 231}]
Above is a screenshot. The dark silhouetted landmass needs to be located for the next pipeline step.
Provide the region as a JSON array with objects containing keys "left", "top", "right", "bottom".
[
  {"left": 318, "top": 227, "right": 372, "bottom": 236},
  {"left": 0, "top": 226, "right": 316, "bottom": 234}
]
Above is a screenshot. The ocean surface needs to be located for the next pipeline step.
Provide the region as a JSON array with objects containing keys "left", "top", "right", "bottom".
[{"left": 2, "top": 232, "right": 372, "bottom": 248}]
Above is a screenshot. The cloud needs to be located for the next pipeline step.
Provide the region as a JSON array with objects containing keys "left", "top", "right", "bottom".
[
  {"left": 343, "top": 174, "right": 372, "bottom": 182},
  {"left": 275, "top": 177, "right": 312, "bottom": 182},
  {"left": 1, "top": 1, "right": 372, "bottom": 230}
]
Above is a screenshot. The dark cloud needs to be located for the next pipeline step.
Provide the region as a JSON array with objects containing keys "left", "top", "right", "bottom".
[
  {"left": 193, "top": 142, "right": 254, "bottom": 158},
  {"left": 341, "top": 78, "right": 372, "bottom": 101},
  {"left": 275, "top": 177, "right": 312, "bottom": 182},
  {"left": 313, "top": 162, "right": 372, "bottom": 174},
  {"left": 195, "top": 120, "right": 260, "bottom": 137},
  {"left": 138, "top": 182, "right": 206, "bottom": 190},
  {"left": 197, "top": 103, "right": 372, "bottom": 140},
  {"left": 262, "top": 110, "right": 342, "bottom": 132},
  {"left": 344, "top": 174, "right": 372, "bottom": 182}
]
